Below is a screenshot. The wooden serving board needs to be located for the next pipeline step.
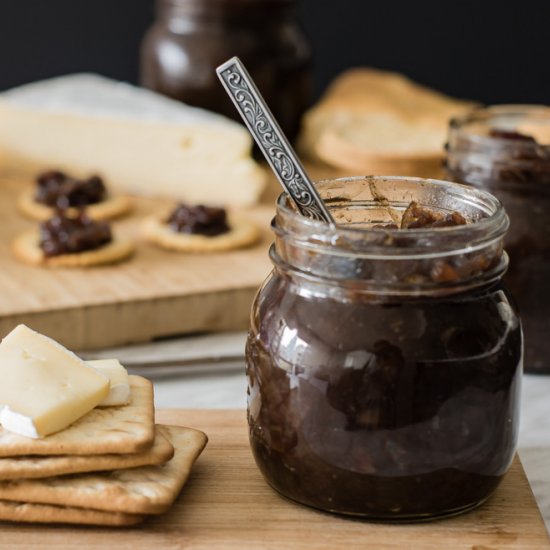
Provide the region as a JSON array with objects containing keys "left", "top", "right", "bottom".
[
  {"left": 0, "top": 176, "right": 274, "bottom": 350},
  {"left": 0, "top": 409, "right": 547, "bottom": 549}
]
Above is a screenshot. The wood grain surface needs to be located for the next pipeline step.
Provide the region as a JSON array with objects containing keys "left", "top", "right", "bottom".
[
  {"left": 0, "top": 409, "right": 546, "bottom": 549},
  {"left": 0, "top": 175, "right": 274, "bottom": 350}
]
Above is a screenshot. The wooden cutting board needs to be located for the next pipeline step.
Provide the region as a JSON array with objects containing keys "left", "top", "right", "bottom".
[
  {"left": 0, "top": 176, "right": 274, "bottom": 350},
  {"left": 0, "top": 409, "right": 547, "bottom": 549}
]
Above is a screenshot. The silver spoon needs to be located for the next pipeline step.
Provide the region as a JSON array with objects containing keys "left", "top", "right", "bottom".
[{"left": 216, "top": 56, "right": 334, "bottom": 224}]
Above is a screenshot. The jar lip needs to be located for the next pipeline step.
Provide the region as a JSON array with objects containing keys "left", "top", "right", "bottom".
[
  {"left": 158, "top": 0, "right": 295, "bottom": 16},
  {"left": 159, "top": 0, "right": 295, "bottom": 5},
  {"left": 275, "top": 175, "right": 508, "bottom": 257},
  {"left": 449, "top": 104, "right": 550, "bottom": 151}
]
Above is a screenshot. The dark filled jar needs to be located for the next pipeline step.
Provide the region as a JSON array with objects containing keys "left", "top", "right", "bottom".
[
  {"left": 446, "top": 105, "right": 550, "bottom": 374},
  {"left": 140, "top": 0, "right": 312, "bottom": 140},
  {"left": 246, "top": 176, "right": 522, "bottom": 520}
]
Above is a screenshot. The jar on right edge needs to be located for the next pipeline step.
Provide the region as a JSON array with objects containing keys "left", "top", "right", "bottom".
[{"left": 446, "top": 105, "right": 550, "bottom": 374}]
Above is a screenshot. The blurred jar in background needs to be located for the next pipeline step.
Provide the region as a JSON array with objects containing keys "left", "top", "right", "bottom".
[
  {"left": 140, "top": 0, "right": 312, "bottom": 141},
  {"left": 446, "top": 105, "right": 550, "bottom": 374}
]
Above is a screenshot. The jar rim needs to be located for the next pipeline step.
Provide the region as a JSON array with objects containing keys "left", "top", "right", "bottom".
[
  {"left": 272, "top": 176, "right": 509, "bottom": 296},
  {"left": 275, "top": 175, "right": 508, "bottom": 259},
  {"left": 449, "top": 104, "right": 550, "bottom": 151},
  {"left": 446, "top": 104, "right": 550, "bottom": 186},
  {"left": 157, "top": 0, "right": 295, "bottom": 16}
]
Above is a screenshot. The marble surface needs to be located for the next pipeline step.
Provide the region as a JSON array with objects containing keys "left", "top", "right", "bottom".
[{"left": 86, "top": 332, "right": 550, "bottom": 533}]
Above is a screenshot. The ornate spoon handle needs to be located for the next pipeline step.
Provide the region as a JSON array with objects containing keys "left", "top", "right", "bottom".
[{"left": 216, "top": 57, "right": 334, "bottom": 224}]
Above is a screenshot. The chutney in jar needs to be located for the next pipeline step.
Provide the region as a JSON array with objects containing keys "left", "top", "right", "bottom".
[
  {"left": 246, "top": 176, "right": 522, "bottom": 520},
  {"left": 446, "top": 105, "right": 550, "bottom": 373}
]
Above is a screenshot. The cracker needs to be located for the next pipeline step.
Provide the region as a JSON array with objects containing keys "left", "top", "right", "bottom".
[
  {"left": 0, "top": 426, "right": 173, "bottom": 480},
  {"left": 0, "top": 425, "right": 207, "bottom": 515},
  {"left": 142, "top": 212, "right": 260, "bottom": 253},
  {"left": 12, "top": 229, "right": 135, "bottom": 268},
  {"left": 0, "top": 376, "right": 154, "bottom": 457},
  {"left": 17, "top": 188, "right": 133, "bottom": 221},
  {"left": 0, "top": 499, "right": 145, "bottom": 526}
]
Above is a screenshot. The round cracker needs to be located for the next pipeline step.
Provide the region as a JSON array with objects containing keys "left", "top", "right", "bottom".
[
  {"left": 17, "top": 189, "right": 132, "bottom": 221},
  {"left": 142, "top": 212, "right": 260, "bottom": 253},
  {"left": 12, "top": 229, "right": 135, "bottom": 268}
]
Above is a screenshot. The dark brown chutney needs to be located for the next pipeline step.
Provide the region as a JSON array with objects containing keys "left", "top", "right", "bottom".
[
  {"left": 167, "top": 204, "right": 230, "bottom": 236},
  {"left": 377, "top": 201, "right": 467, "bottom": 230},
  {"left": 446, "top": 105, "right": 550, "bottom": 373},
  {"left": 35, "top": 170, "right": 106, "bottom": 209},
  {"left": 40, "top": 212, "right": 112, "bottom": 257},
  {"left": 246, "top": 177, "right": 521, "bottom": 520}
]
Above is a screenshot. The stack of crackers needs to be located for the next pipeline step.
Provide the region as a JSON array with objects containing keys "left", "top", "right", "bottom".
[
  {"left": 299, "top": 67, "right": 475, "bottom": 178},
  {"left": 0, "top": 376, "right": 207, "bottom": 526}
]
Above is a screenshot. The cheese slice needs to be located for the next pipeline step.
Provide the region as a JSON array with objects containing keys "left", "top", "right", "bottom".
[
  {"left": 0, "top": 74, "right": 266, "bottom": 205},
  {"left": 0, "top": 325, "right": 109, "bottom": 438},
  {"left": 86, "top": 359, "right": 131, "bottom": 407}
]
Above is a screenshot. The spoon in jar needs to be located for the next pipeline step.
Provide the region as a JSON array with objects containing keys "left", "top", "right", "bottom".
[{"left": 216, "top": 56, "right": 335, "bottom": 225}]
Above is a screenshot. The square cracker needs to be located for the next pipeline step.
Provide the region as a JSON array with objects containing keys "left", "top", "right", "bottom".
[
  {"left": 0, "top": 425, "right": 207, "bottom": 515},
  {"left": 0, "top": 499, "right": 145, "bottom": 527},
  {"left": 0, "top": 426, "right": 174, "bottom": 480},
  {"left": 0, "top": 376, "right": 154, "bottom": 457}
]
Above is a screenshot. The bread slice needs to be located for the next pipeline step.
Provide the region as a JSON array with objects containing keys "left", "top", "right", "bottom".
[{"left": 299, "top": 68, "right": 475, "bottom": 175}]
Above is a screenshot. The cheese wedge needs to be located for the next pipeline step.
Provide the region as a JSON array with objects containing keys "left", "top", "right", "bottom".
[
  {"left": 0, "top": 325, "right": 109, "bottom": 438},
  {"left": 86, "top": 359, "right": 131, "bottom": 407},
  {"left": 0, "top": 74, "right": 266, "bottom": 205}
]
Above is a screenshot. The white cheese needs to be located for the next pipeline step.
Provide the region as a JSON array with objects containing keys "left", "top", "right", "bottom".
[
  {"left": 86, "top": 359, "right": 131, "bottom": 407},
  {"left": 0, "top": 408, "right": 40, "bottom": 439},
  {"left": 0, "top": 325, "right": 109, "bottom": 438},
  {"left": 0, "top": 74, "right": 266, "bottom": 205}
]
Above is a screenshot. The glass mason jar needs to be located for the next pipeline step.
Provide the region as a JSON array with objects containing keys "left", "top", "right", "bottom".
[
  {"left": 140, "top": 0, "right": 312, "bottom": 141},
  {"left": 446, "top": 106, "right": 550, "bottom": 374},
  {"left": 246, "top": 176, "right": 522, "bottom": 520}
]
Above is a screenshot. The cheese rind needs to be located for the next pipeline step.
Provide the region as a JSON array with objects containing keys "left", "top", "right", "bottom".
[
  {"left": 0, "top": 408, "right": 39, "bottom": 439},
  {"left": 86, "top": 359, "right": 131, "bottom": 407},
  {"left": 0, "top": 325, "right": 110, "bottom": 438}
]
